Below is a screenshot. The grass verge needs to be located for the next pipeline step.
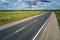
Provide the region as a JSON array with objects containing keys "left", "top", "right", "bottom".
[
  {"left": 54, "top": 11, "right": 60, "bottom": 28},
  {"left": 0, "top": 10, "right": 45, "bottom": 26}
]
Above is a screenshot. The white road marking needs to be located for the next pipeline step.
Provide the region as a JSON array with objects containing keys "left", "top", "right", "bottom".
[
  {"left": 14, "top": 19, "right": 38, "bottom": 33},
  {"left": 15, "top": 27, "right": 25, "bottom": 33},
  {"left": 32, "top": 19, "right": 49, "bottom": 40},
  {"left": 3, "top": 27, "right": 26, "bottom": 39}
]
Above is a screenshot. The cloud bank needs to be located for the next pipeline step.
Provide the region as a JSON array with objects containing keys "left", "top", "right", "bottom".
[{"left": 0, "top": 0, "right": 60, "bottom": 10}]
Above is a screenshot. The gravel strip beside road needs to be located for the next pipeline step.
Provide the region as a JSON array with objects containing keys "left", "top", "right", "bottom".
[{"left": 39, "top": 12, "right": 60, "bottom": 40}]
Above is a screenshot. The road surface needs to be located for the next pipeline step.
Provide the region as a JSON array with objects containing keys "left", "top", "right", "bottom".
[{"left": 0, "top": 12, "right": 51, "bottom": 40}]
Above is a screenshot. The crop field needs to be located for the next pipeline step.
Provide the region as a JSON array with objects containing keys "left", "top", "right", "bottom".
[{"left": 0, "top": 10, "right": 45, "bottom": 26}]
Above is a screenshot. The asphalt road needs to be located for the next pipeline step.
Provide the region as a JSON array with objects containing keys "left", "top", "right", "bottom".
[{"left": 0, "top": 12, "right": 51, "bottom": 40}]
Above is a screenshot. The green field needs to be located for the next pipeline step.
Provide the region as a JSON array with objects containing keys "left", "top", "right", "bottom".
[
  {"left": 0, "top": 10, "right": 45, "bottom": 26},
  {"left": 54, "top": 11, "right": 60, "bottom": 27}
]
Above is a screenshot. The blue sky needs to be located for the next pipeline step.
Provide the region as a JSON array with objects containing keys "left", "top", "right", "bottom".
[{"left": 0, "top": 0, "right": 60, "bottom": 10}]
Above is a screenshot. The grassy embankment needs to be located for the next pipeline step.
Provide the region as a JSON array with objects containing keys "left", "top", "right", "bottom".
[
  {"left": 54, "top": 11, "right": 60, "bottom": 28},
  {"left": 0, "top": 10, "right": 45, "bottom": 26}
]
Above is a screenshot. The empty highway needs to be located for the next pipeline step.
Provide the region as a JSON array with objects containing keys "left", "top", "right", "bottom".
[{"left": 0, "top": 12, "right": 51, "bottom": 40}]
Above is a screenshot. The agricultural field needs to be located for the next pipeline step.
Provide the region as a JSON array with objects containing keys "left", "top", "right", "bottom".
[
  {"left": 54, "top": 11, "right": 60, "bottom": 27},
  {"left": 0, "top": 10, "right": 45, "bottom": 26}
]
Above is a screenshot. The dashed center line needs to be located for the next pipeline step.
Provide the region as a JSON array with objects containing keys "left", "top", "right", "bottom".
[
  {"left": 15, "top": 27, "right": 25, "bottom": 33},
  {"left": 14, "top": 19, "right": 38, "bottom": 33}
]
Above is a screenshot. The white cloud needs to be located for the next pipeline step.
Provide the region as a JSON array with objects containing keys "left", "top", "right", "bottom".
[
  {"left": 18, "top": 0, "right": 22, "bottom": 2},
  {"left": 26, "top": 0, "right": 36, "bottom": 1},
  {"left": 13, "top": 3, "right": 17, "bottom": 6},
  {"left": 0, "top": 0, "right": 9, "bottom": 3}
]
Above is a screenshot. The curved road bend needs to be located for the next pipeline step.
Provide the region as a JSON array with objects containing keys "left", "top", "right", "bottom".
[{"left": 0, "top": 12, "right": 51, "bottom": 40}]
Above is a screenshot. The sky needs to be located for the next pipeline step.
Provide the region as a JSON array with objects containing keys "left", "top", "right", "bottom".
[{"left": 0, "top": 0, "right": 60, "bottom": 10}]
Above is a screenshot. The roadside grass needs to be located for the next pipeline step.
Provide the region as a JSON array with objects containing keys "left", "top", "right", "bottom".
[
  {"left": 54, "top": 11, "right": 60, "bottom": 28},
  {"left": 0, "top": 10, "right": 45, "bottom": 26}
]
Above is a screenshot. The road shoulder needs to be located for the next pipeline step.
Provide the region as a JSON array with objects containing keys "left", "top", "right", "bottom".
[{"left": 39, "top": 12, "right": 60, "bottom": 40}]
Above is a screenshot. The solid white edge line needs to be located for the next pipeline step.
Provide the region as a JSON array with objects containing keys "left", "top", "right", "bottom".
[{"left": 32, "top": 18, "right": 49, "bottom": 40}]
